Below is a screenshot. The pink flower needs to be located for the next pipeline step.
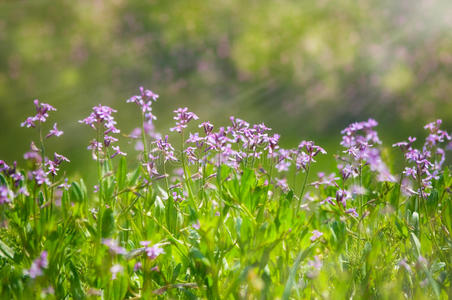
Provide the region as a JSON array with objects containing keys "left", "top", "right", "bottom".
[
  {"left": 310, "top": 230, "right": 323, "bottom": 242},
  {"left": 46, "top": 123, "right": 63, "bottom": 138}
]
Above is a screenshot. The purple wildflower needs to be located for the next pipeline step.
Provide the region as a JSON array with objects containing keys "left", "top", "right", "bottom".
[
  {"left": 154, "top": 135, "right": 177, "bottom": 162},
  {"left": 140, "top": 241, "right": 165, "bottom": 260},
  {"left": 339, "top": 119, "right": 393, "bottom": 182},
  {"left": 21, "top": 99, "right": 56, "bottom": 128},
  {"left": 127, "top": 86, "right": 159, "bottom": 107},
  {"left": 24, "top": 142, "right": 42, "bottom": 164},
  {"left": 32, "top": 168, "right": 50, "bottom": 185},
  {"left": 336, "top": 189, "right": 350, "bottom": 208},
  {"left": 310, "top": 172, "right": 339, "bottom": 189},
  {"left": 111, "top": 145, "right": 127, "bottom": 159},
  {"left": 394, "top": 119, "right": 451, "bottom": 197},
  {"left": 306, "top": 256, "right": 323, "bottom": 278},
  {"left": 29, "top": 251, "right": 48, "bottom": 278},
  {"left": 199, "top": 121, "right": 214, "bottom": 135},
  {"left": 310, "top": 230, "right": 323, "bottom": 242},
  {"left": 170, "top": 107, "right": 199, "bottom": 133},
  {"left": 0, "top": 186, "right": 13, "bottom": 204},
  {"left": 103, "top": 239, "right": 127, "bottom": 255},
  {"left": 110, "top": 264, "right": 123, "bottom": 280},
  {"left": 46, "top": 123, "right": 63, "bottom": 138},
  {"left": 134, "top": 262, "right": 142, "bottom": 272},
  {"left": 345, "top": 208, "right": 359, "bottom": 217},
  {"left": 294, "top": 141, "right": 326, "bottom": 171}
]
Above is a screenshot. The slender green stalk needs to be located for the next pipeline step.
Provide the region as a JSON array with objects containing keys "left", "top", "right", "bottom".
[{"left": 297, "top": 162, "right": 311, "bottom": 211}]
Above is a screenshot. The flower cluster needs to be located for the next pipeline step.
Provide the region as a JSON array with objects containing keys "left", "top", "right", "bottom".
[
  {"left": 126, "top": 86, "right": 159, "bottom": 115},
  {"left": 339, "top": 118, "right": 394, "bottom": 182},
  {"left": 127, "top": 87, "right": 161, "bottom": 153},
  {"left": 45, "top": 153, "right": 70, "bottom": 177},
  {"left": 294, "top": 141, "right": 327, "bottom": 171},
  {"left": 170, "top": 107, "right": 199, "bottom": 133},
  {"left": 79, "top": 105, "right": 125, "bottom": 160},
  {"left": 393, "top": 119, "right": 451, "bottom": 197},
  {"left": 21, "top": 99, "right": 56, "bottom": 128},
  {"left": 0, "top": 160, "right": 24, "bottom": 188}
]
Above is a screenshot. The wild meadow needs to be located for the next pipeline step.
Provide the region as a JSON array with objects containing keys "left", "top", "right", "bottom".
[{"left": 0, "top": 87, "right": 451, "bottom": 299}]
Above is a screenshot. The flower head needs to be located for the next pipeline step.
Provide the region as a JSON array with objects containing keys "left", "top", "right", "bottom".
[
  {"left": 29, "top": 251, "right": 48, "bottom": 278},
  {"left": 21, "top": 99, "right": 56, "bottom": 128},
  {"left": 140, "top": 241, "right": 165, "bottom": 260},
  {"left": 310, "top": 230, "right": 323, "bottom": 242},
  {"left": 170, "top": 107, "right": 199, "bottom": 133},
  {"left": 46, "top": 123, "right": 63, "bottom": 138}
]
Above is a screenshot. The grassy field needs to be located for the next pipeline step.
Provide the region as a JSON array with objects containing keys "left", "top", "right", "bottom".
[{"left": 0, "top": 88, "right": 451, "bottom": 299}]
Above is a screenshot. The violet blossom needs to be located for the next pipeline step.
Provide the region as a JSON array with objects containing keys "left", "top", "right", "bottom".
[
  {"left": 29, "top": 251, "right": 48, "bottom": 278},
  {"left": 139, "top": 241, "right": 165, "bottom": 260},
  {"left": 103, "top": 239, "right": 127, "bottom": 255},
  {"left": 21, "top": 99, "right": 56, "bottom": 128},
  {"left": 310, "top": 230, "right": 323, "bottom": 242},
  {"left": 46, "top": 123, "right": 63, "bottom": 138},
  {"left": 170, "top": 107, "right": 199, "bottom": 133},
  {"left": 0, "top": 186, "right": 13, "bottom": 204}
]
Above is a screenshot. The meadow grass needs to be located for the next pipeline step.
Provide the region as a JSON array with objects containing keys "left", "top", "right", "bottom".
[{"left": 0, "top": 90, "right": 451, "bottom": 299}]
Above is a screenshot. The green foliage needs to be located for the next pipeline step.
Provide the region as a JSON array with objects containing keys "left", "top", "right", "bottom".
[{"left": 0, "top": 153, "right": 451, "bottom": 298}]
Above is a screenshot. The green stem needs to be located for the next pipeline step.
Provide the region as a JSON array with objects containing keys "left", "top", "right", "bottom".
[
  {"left": 96, "top": 124, "right": 104, "bottom": 244},
  {"left": 297, "top": 163, "right": 311, "bottom": 211},
  {"left": 38, "top": 121, "right": 46, "bottom": 165},
  {"left": 141, "top": 112, "right": 149, "bottom": 163}
]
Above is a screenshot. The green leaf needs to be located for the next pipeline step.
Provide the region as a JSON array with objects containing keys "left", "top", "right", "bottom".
[
  {"left": 171, "top": 263, "right": 182, "bottom": 282},
  {"left": 410, "top": 232, "right": 421, "bottom": 257},
  {"left": 282, "top": 244, "right": 314, "bottom": 300},
  {"left": 0, "top": 174, "right": 7, "bottom": 186},
  {"left": 166, "top": 196, "right": 177, "bottom": 233},
  {"left": 128, "top": 167, "right": 141, "bottom": 186},
  {"left": 102, "top": 208, "right": 115, "bottom": 238},
  {"left": 0, "top": 239, "right": 14, "bottom": 260},
  {"left": 70, "top": 182, "right": 83, "bottom": 202},
  {"left": 116, "top": 156, "right": 127, "bottom": 191}
]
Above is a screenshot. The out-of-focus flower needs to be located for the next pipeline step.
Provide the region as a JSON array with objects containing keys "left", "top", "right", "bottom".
[
  {"left": 32, "top": 168, "right": 50, "bottom": 186},
  {"left": 339, "top": 119, "right": 394, "bottom": 182},
  {"left": 140, "top": 241, "right": 165, "bottom": 260},
  {"left": 0, "top": 186, "right": 13, "bottom": 204},
  {"left": 134, "top": 262, "right": 142, "bottom": 272},
  {"left": 110, "top": 264, "right": 123, "bottom": 280},
  {"left": 306, "top": 256, "right": 323, "bottom": 278},
  {"left": 310, "top": 230, "right": 323, "bottom": 242},
  {"left": 103, "top": 239, "right": 127, "bottom": 255},
  {"left": 345, "top": 208, "right": 359, "bottom": 217},
  {"left": 29, "top": 251, "right": 48, "bottom": 278}
]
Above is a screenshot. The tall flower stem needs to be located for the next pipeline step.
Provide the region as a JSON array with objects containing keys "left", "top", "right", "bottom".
[
  {"left": 37, "top": 121, "right": 46, "bottom": 166},
  {"left": 96, "top": 124, "right": 104, "bottom": 244},
  {"left": 141, "top": 112, "right": 149, "bottom": 164},
  {"left": 180, "top": 131, "right": 194, "bottom": 201},
  {"left": 297, "top": 162, "right": 311, "bottom": 213}
]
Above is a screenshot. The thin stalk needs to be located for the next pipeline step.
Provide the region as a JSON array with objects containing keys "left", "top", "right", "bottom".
[
  {"left": 96, "top": 124, "right": 104, "bottom": 244},
  {"left": 38, "top": 121, "right": 46, "bottom": 166},
  {"left": 297, "top": 162, "right": 311, "bottom": 211},
  {"left": 180, "top": 131, "right": 194, "bottom": 201},
  {"left": 141, "top": 112, "right": 149, "bottom": 163}
]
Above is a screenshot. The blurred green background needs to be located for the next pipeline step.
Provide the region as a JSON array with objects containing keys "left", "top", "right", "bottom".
[{"left": 1, "top": 0, "right": 451, "bottom": 180}]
